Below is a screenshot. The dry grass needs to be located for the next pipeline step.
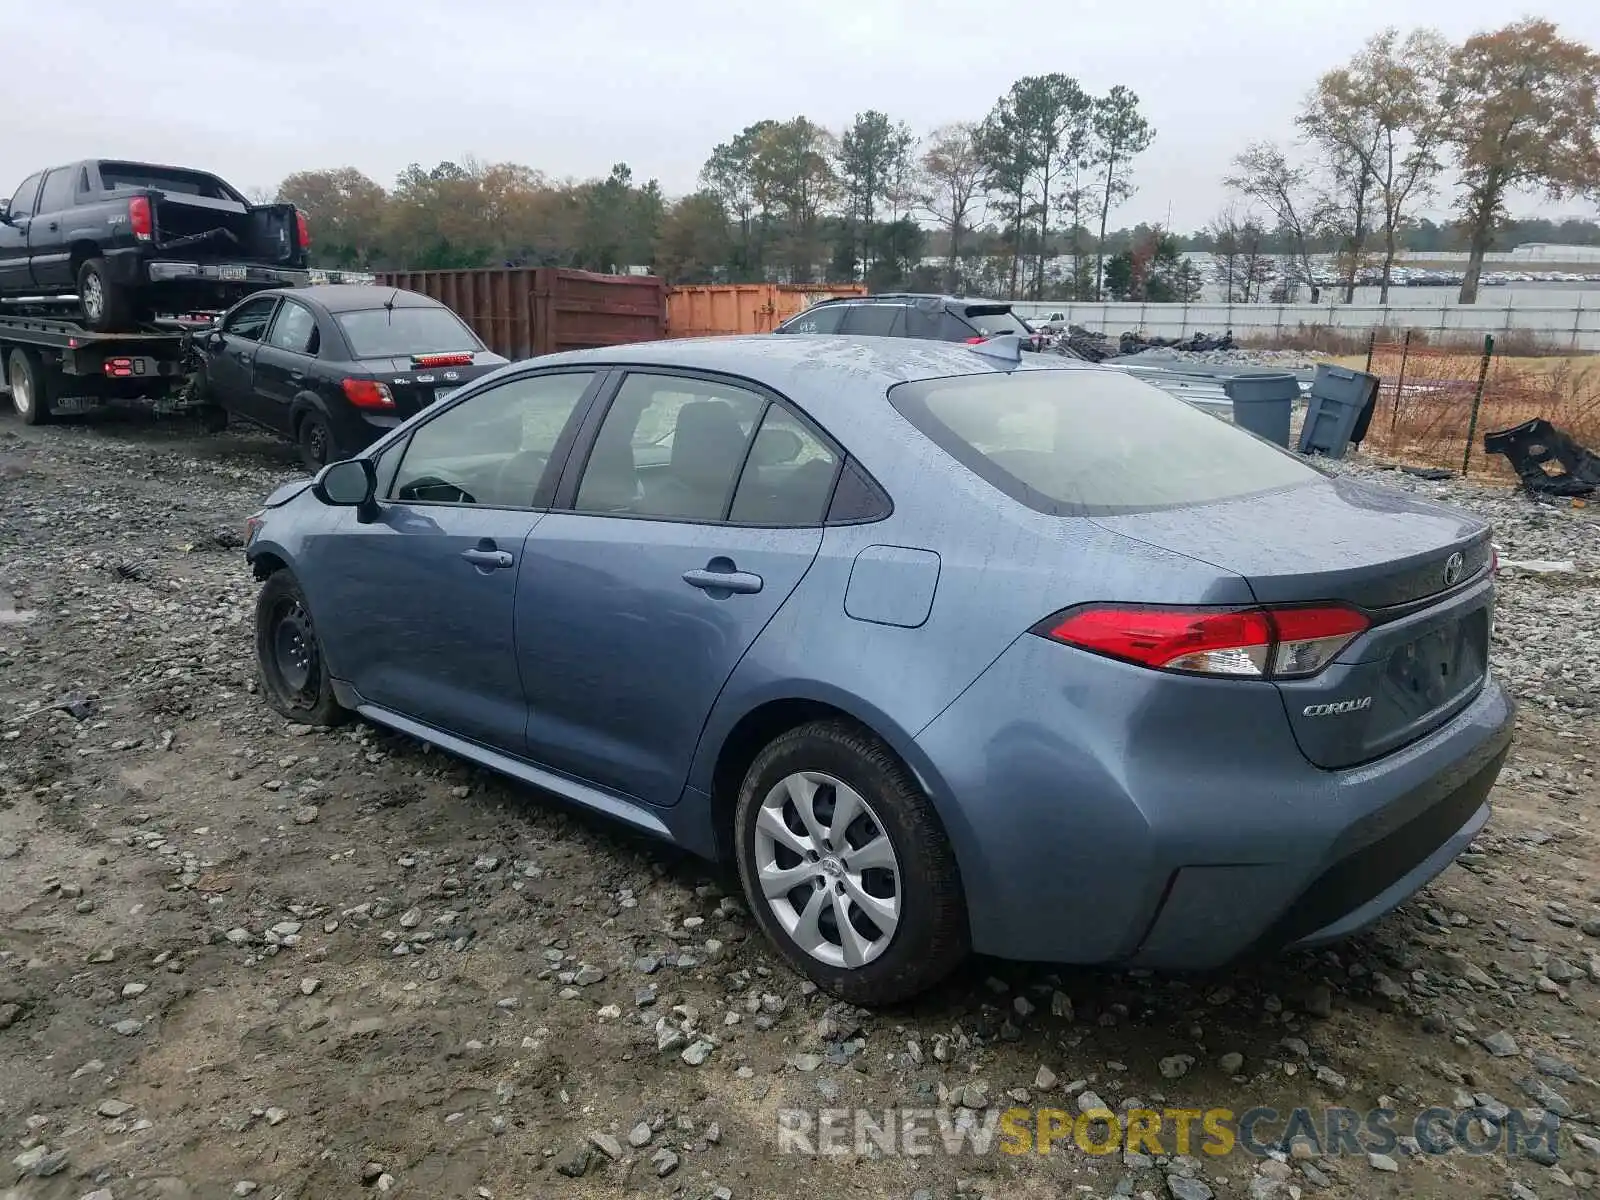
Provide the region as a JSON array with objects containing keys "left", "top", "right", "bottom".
[
  {"left": 1238, "top": 324, "right": 1572, "bottom": 358},
  {"left": 1336, "top": 346, "right": 1600, "bottom": 484}
]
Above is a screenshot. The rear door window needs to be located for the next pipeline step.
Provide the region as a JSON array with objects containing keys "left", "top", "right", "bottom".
[
  {"left": 729, "top": 405, "right": 841, "bottom": 525},
  {"left": 265, "top": 301, "right": 320, "bottom": 354},
  {"left": 903, "top": 304, "right": 949, "bottom": 341},
  {"left": 889, "top": 368, "right": 1321, "bottom": 516},
  {"left": 36, "top": 169, "right": 76, "bottom": 215},
  {"left": 841, "top": 305, "right": 905, "bottom": 337}
]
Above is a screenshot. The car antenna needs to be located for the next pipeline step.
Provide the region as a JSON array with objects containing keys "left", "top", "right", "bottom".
[
  {"left": 968, "top": 333, "right": 1023, "bottom": 371},
  {"left": 384, "top": 288, "right": 398, "bottom": 326}
]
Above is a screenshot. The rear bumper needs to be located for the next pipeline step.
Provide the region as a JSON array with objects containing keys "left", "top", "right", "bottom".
[
  {"left": 912, "top": 634, "right": 1515, "bottom": 968},
  {"left": 145, "top": 260, "right": 312, "bottom": 289}
]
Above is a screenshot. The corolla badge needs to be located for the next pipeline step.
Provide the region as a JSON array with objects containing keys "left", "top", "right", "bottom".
[
  {"left": 1443, "top": 551, "right": 1465, "bottom": 586},
  {"left": 1303, "top": 697, "right": 1372, "bottom": 717}
]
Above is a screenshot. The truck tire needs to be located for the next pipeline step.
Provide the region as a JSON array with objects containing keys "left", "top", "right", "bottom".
[
  {"left": 7, "top": 350, "right": 54, "bottom": 426},
  {"left": 77, "top": 257, "right": 135, "bottom": 332}
]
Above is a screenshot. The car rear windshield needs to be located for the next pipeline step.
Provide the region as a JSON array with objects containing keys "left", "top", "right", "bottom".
[
  {"left": 99, "top": 162, "right": 240, "bottom": 201},
  {"left": 336, "top": 307, "right": 482, "bottom": 359},
  {"left": 962, "top": 306, "right": 1030, "bottom": 336},
  {"left": 888, "top": 368, "right": 1322, "bottom": 516}
]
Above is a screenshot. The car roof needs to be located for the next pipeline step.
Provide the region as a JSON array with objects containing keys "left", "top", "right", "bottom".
[
  {"left": 527, "top": 334, "right": 1088, "bottom": 416},
  {"left": 811, "top": 293, "right": 1012, "bottom": 308},
  {"left": 268, "top": 284, "right": 443, "bottom": 313}
]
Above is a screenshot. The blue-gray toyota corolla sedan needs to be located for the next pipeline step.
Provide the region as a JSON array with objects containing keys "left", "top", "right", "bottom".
[{"left": 243, "top": 334, "right": 1515, "bottom": 1005}]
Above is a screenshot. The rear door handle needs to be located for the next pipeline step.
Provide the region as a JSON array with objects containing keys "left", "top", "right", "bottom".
[
  {"left": 288, "top": 369, "right": 304, "bottom": 381},
  {"left": 461, "top": 548, "right": 514, "bottom": 570},
  {"left": 682, "top": 567, "right": 763, "bottom": 595}
]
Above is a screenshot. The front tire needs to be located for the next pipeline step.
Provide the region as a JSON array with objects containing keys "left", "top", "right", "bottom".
[
  {"left": 254, "top": 571, "right": 345, "bottom": 727},
  {"left": 733, "top": 719, "right": 969, "bottom": 1005},
  {"left": 7, "top": 350, "right": 53, "bottom": 426},
  {"left": 77, "top": 257, "right": 135, "bottom": 332}
]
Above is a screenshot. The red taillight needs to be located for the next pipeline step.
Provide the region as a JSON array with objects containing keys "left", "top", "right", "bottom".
[
  {"left": 1490, "top": 547, "right": 1499, "bottom": 574},
  {"left": 412, "top": 352, "right": 474, "bottom": 367},
  {"left": 1038, "top": 603, "right": 1369, "bottom": 679},
  {"left": 296, "top": 208, "right": 311, "bottom": 250},
  {"left": 128, "top": 196, "right": 153, "bottom": 240},
  {"left": 341, "top": 378, "right": 395, "bottom": 410},
  {"left": 965, "top": 336, "right": 987, "bottom": 344},
  {"left": 102, "top": 357, "right": 134, "bottom": 378}
]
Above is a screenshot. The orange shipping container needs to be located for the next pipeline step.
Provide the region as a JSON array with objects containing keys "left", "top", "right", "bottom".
[
  {"left": 373, "top": 267, "right": 665, "bottom": 360},
  {"left": 665, "top": 283, "right": 868, "bottom": 339}
]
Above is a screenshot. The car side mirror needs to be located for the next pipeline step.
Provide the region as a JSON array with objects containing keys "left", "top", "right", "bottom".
[
  {"left": 0, "top": 203, "right": 13, "bottom": 227},
  {"left": 312, "top": 458, "right": 379, "bottom": 521}
]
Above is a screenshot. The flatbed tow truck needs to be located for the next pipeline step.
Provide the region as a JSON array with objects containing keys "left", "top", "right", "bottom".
[{"left": 1, "top": 270, "right": 373, "bottom": 427}]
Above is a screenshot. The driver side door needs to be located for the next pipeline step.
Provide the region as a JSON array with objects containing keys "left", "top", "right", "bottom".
[{"left": 304, "top": 367, "right": 603, "bottom": 751}]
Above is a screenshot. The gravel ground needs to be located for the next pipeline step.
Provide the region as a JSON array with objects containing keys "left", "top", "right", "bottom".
[{"left": 3, "top": 411, "right": 1600, "bottom": 1200}]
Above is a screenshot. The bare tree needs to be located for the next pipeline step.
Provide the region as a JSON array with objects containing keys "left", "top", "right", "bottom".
[
  {"left": 1225, "top": 143, "right": 1323, "bottom": 301},
  {"left": 919, "top": 124, "right": 987, "bottom": 292},
  {"left": 1443, "top": 18, "right": 1600, "bottom": 302},
  {"left": 1207, "top": 205, "right": 1245, "bottom": 302}
]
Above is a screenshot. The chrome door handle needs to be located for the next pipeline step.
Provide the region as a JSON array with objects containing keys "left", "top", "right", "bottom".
[{"left": 461, "top": 548, "right": 513, "bottom": 570}]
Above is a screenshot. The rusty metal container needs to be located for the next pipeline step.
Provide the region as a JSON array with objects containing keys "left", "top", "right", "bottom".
[
  {"left": 373, "top": 267, "right": 666, "bottom": 360},
  {"left": 664, "top": 283, "right": 868, "bottom": 338}
]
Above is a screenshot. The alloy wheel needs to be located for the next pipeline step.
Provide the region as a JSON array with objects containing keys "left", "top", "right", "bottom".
[
  {"left": 10, "top": 359, "right": 31, "bottom": 416},
  {"left": 81, "top": 273, "right": 104, "bottom": 322}
]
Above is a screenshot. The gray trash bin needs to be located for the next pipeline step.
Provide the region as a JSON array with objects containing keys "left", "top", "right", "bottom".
[
  {"left": 1298, "top": 365, "right": 1380, "bottom": 459},
  {"left": 1224, "top": 373, "right": 1297, "bottom": 447}
]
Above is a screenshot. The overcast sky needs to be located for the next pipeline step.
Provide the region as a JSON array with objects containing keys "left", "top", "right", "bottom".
[{"left": 5, "top": 0, "right": 1598, "bottom": 231}]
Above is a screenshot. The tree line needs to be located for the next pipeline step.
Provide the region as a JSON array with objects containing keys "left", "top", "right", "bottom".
[{"left": 277, "top": 17, "right": 1599, "bottom": 305}]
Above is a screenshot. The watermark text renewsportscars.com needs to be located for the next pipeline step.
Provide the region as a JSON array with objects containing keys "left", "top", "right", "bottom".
[{"left": 776, "top": 1104, "right": 1562, "bottom": 1160}]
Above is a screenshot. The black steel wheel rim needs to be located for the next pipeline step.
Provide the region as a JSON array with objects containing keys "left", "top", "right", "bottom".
[
  {"left": 305, "top": 421, "right": 328, "bottom": 466},
  {"left": 268, "top": 599, "right": 319, "bottom": 703}
]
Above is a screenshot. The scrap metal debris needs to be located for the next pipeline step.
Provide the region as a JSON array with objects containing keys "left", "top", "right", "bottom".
[
  {"left": 1041, "top": 326, "right": 1237, "bottom": 362},
  {"left": 1118, "top": 329, "right": 1235, "bottom": 357},
  {"left": 1483, "top": 418, "right": 1600, "bottom": 498}
]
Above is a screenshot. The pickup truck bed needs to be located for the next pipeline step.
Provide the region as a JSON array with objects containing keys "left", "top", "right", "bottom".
[{"left": 0, "top": 160, "right": 312, "bottom": 331}]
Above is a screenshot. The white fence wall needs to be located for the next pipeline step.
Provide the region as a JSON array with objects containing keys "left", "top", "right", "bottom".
[{"left": 1009, "top": 299, "right": 1600, "bottom": 352}]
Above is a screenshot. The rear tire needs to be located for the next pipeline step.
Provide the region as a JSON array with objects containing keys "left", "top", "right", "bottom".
[
  {"left": 197, "top": 404, "right": 229, "bottom": 434},
  {"left": 254, "top": 571, "right": 345, "bottom": 727},
  {"left": 296, "top": 410, "right": 336, "bottom": 473},
  {"left": 7, "top": 350, "right": 54, "bottom": 426},
  {"left": 77, "top": 257, "right": 135, "bottom": 332},
  {"left": 733, "top": 719, "right": 969, "bottom": 1005}
]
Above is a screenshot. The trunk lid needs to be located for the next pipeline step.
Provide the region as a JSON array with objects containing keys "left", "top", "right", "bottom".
[
  {"left": 1094, "top": 475, "right": 1496, "bottom": 769},
  {"left": 355, "top": 352, "right": 506, "bottom": 419}
]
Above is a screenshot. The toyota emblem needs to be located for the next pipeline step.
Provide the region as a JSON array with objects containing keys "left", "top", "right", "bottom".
[{"left": 1443, "top": 551, "right": 1465, "bottom": 587}]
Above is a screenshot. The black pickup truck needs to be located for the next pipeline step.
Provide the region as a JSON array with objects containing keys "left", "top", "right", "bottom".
[{"left": 0, "top": 160, "right": 312, "bottom": 331}]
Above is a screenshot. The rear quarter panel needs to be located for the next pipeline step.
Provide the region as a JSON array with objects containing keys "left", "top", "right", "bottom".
[{"left": 689, "top": 389, "right": 1259, "bottom": 852}]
